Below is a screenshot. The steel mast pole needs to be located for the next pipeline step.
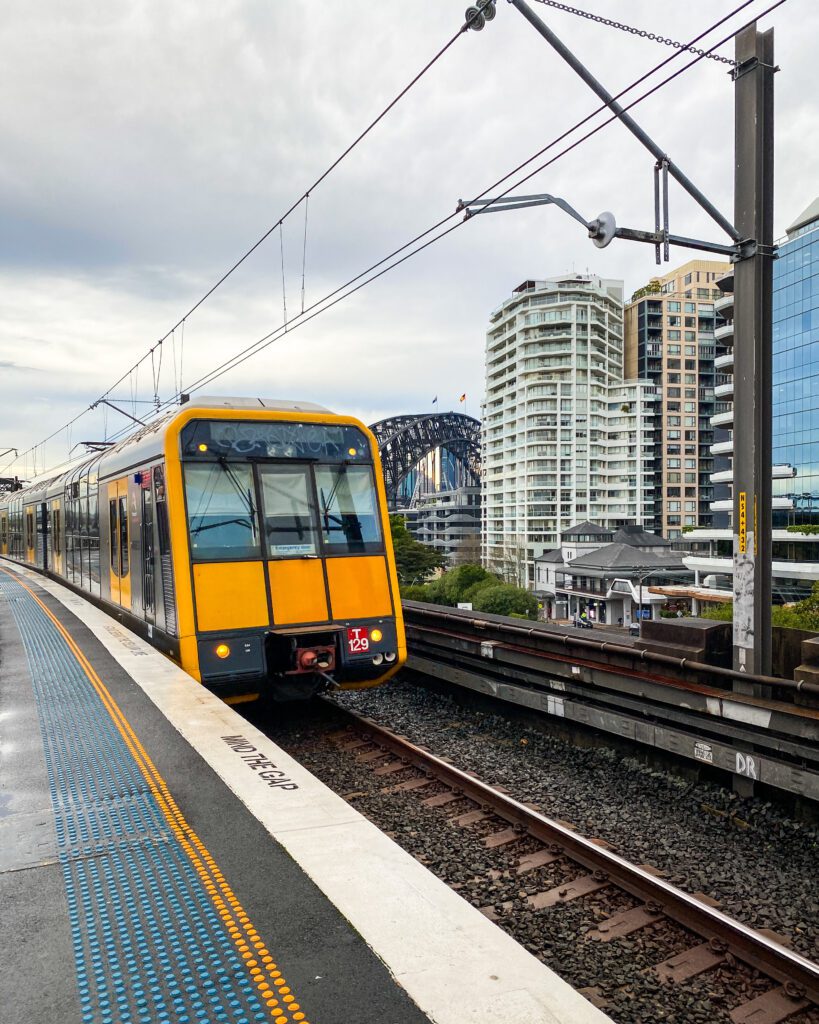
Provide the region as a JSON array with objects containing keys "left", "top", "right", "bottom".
[{"left": 731, "top": 25, "right": 775, "bottom": 680}]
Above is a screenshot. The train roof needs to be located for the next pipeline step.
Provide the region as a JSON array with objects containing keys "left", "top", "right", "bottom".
[
  {"left": 1, "top": 397, "right": 340, "bottom": 507},
  {"left": 186, "top": 396, "right": 334, "bottom": 413}
]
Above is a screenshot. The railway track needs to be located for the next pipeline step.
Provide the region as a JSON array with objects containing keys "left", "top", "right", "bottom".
[{"left": 322, "top": 704, "right": 819, "bottom": 1024}]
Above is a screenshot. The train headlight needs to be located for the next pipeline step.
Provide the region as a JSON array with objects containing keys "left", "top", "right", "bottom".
[
  {"left": 198, "top": 443, "right": 208, "bottom": 452},
  {"left": 384, "top": 651, "right": 397, "bottom": 663},
  {"left": 215, "top": 643, "right": 231, "bottom": 659},
  {"left": 371, "top": 653, "right": 384, "bottom": 666},
  {"left": 348, "top": 447, "right": 357, "bottom": 456},
  {"left": 371, "top": 628, "right": 383, "bottom": 643}
]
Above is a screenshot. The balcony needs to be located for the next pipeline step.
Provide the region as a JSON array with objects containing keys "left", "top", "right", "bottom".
[
  {"left": 714, "top": 381, "right": 734, "bottom": 400},
  {"left": 711, "top": 439, "right": 733, "bottom": 456},
  {"left": 714, "top": 322, "right": 734, "bottom": 342},
  {"left": 714, "top": 351, "right": 734, "bottom": 371},
  {"left": 711, "top": 410, "right": 734, "bottom": 428},
  {"left": 710, "top": 469, "right": 734, "bottom": 484},
  {"left": 714, "top": 293, "right": 734, "bottom": 316}
]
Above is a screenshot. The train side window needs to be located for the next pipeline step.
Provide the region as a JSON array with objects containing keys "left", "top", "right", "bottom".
[
  {"left": 258, "top": 465, "right": 318, "bottom": 557},
  {"left": 119, "top": 495, "right": 129, "bottom": 577},
  {"left": 109, "top": 499, "right": 119, "bottom": 576}
]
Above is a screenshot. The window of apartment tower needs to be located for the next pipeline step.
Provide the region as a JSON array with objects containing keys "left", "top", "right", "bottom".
[{"left": 684, "top": 273, "right": 693, "bottom": 285}]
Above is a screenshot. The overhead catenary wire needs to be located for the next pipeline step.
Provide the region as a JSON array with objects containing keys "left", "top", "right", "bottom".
[
  {"left": 35, "top": 0, "right": 776, "bottom": 460},
  {"left": 3, "top": 16, "right": 475, "bottom": 476},
  {"left": 5, "top": 0, "right": 782, "bottom": 474},
  {"left": 165, "top": 0, "right": 773, "bottom": 404}
]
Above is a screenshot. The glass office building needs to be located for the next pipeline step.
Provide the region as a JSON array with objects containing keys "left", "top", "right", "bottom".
[{"left": 772, "top": 199, "right": 819, "bottom": 527}]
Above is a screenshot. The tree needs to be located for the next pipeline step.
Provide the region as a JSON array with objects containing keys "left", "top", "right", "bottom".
[
  {"left": 485, "top": 533, "right": 529, "bottom": 587},
  {"left": 700, "top": 582, "right": 819, "bottom": 632},
  {"left": 389, "top": 515, "right": 446, "bottom": 587},
  {"left": 441, "top": 564, "right": 496, "bottom": 605},
  {"left": 472, "top": 582, "right": 539, "bottom": 619}
]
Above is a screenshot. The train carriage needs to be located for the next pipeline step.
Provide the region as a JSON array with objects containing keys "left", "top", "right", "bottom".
[{"left": 0, "top": 397, "right": 406, "bottom": 701}]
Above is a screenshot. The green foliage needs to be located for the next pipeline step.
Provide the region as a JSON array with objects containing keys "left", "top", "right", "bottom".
[
  {"left": 699, "top": 582, "right": 819, "bottom": 631},
  {"left": 630, "top": 279, "right": 662, "bottom": 303},
  {"left": 700, "top": 603, "right": 734, "bottom": 622},
  {"left": 681, "top": 525, "right": 696, "bottom": 533},
  {"left": 441, "top": 564, "right": 495, "bottom": 604},
  {"left": 471, "top": 582, "right": 539, "bottom": 620},
  {"left": 786, "top": 524, "right": 819, "bottom": 535},
  {"left": 390, "top": 514, "right": 446, "bottom": 587},
  {"left": 398, "top": 561, "right": 538, "bottom": 620}
]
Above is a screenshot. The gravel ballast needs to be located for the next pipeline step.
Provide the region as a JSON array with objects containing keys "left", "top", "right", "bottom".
[{"left": 248, "top": 678, "right": 819, "bottom": 1024}]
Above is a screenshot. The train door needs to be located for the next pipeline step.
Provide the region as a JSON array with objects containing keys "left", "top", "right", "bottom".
[
  {"left": 107, "top": 479, "right": 131, "bottom": 611},
  {"left": 0, "top": 512, "right": 7, "bottom": 555},
  {"left": 141, "top": 477, "right": 155, "bottom": 624},
  {"left": 25, "top": 508, "right": 35, "bottom": 563},
  {"left": 50, "top": 499, "right": 63, "bottom": 575}
]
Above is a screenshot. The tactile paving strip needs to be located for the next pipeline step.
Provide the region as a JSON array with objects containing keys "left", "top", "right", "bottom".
[{"left": 0, "top": 575, "right": 298, "bottom": 1024}]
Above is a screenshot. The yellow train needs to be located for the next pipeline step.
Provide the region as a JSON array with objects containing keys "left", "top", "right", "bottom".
[{"left": 0, "top": 397, "right": 406, "bottom": 701}]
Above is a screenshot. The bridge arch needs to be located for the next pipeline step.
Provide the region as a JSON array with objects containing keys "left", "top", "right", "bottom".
[{"left": 368, "top": 412, "right": 481, "bottom": 509}]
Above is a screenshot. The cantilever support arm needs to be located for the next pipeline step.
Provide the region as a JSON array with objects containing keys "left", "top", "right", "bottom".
[
  {"left": 459, "top": 193, "right": 591, "bottom": 227},
  {"left": 458, "top": 191, "right": 745, "bottom": 258},
  {"left": 507, "top": 0, "right": 741, "bottom": 242},
  {"left": 91, "top": 399, "right": 146, "bottom": 427}
]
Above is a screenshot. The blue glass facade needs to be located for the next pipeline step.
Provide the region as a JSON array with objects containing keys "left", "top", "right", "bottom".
[{"left": 772, "top": 216, "right": 819, "bottom": 527}]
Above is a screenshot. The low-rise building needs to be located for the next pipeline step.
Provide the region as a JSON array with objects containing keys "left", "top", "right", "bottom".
[{"left": 535, "top": 522, "right": 690, "bottom": 624}]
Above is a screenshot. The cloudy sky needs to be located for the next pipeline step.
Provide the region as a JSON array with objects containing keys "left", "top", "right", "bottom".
[{"left": 1, "top": 0, "right": 816, "bottom": 477}]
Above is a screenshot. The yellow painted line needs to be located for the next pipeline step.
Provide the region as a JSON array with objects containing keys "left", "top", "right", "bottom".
[
  {"left": 225, "top": 692, "right": 261, "bottom": 706},
  {"left": 2, "top": 569, "right": 310, "bottom": 1024}
]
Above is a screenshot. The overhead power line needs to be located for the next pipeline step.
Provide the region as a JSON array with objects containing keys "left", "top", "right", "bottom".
[
  {"left": 137, "top": 0, "right": 774, "bottom": 413},
  {"left": 6, "top": 0, "right": 781, "bottom": 475},
  {"left": 3, "top": 14, "right": 478, "bottom": 476}
]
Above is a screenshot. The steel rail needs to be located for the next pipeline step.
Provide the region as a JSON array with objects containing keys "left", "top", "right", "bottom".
[
  {"left": 332, "top": 704, "right": 819, "bottom": 1005},
  {"left": 403, "top": 602, "right": 819, "bottom": 697}
]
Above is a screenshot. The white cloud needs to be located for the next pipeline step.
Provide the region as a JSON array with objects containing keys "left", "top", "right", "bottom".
[{"left": 1, "top": 0, "right": 816, "bottom": 473}]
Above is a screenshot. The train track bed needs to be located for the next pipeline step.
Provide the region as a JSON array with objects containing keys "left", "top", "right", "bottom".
[{"left": 249, "top": 681, "right": 819, "bottom": 1024}]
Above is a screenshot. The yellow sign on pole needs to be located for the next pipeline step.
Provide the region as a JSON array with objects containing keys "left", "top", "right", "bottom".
[{"left": 738, "top": 491, "right": 747, "bottom": 553}]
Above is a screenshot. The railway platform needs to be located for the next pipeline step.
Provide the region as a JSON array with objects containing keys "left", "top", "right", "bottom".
[{"left": 0, "top": 561, "right": 612, "bottom": 1024}]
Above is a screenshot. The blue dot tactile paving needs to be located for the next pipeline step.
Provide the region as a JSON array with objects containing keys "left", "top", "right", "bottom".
[{"left": 0, "top": 575, "right": 273, "bottom": 1024}]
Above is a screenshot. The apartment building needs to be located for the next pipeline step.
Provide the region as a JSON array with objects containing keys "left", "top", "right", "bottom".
[
  {"left": 683, "top": 199, "right": 819, "bottom": 603},
  {"left": 481, "top": 274, "right": 657, "bottom": 586},
  {"left": 625, "top": 259, "right": 730, "bottom": 538}
]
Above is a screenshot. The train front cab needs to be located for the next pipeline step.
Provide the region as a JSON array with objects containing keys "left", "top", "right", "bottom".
[{"left": 165, "top": 409, "right": 406, "bottom": 701}]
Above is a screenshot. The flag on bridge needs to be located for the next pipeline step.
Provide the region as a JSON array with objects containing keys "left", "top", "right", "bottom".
[
  {"left": 459, "top": 393, "right": 466, "bottom": 403},
  {"left": 432, "top": 396, "right": 438, "bottom": 405}
]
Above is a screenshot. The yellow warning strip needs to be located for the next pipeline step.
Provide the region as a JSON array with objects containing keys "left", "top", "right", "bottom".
[{"left": 3, "top": 569, "right": 309, "bottom": 1024}]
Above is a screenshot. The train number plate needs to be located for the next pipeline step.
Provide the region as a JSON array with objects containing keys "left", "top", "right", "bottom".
[{"left": 347, "top": 627, "right": 369, "bottom": 653}]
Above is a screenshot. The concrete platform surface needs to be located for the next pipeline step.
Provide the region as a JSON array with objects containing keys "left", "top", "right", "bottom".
[{"left": 0, "top": 561, "right": 612, "bottom": 1024}]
